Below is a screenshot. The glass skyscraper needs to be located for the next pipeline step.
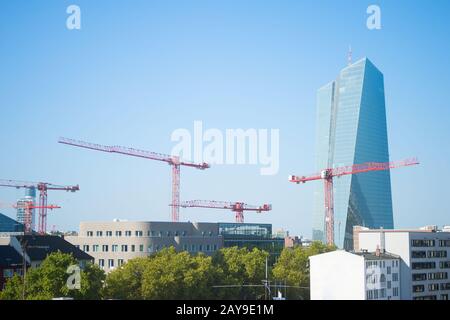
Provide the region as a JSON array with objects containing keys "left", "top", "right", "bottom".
[
  {"left": 16, "top": 187, "right": 36, "bottom": 231},
  {"left": 313, "top": 58, "right": 393, "bottom": 250}
]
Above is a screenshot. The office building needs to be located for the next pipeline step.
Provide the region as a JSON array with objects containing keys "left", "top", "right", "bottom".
[
  {"left": 313, "top": 58, "right": 393, "bottom": 249},
  {"left": 310, "top": 249, "right": 401, "bottom": 300},
  {"left": 65, "top": 220, "right": 224, "bottom": 273},
  {"left": 219, "top": 222, "right": 284, "bottom": 263},
  {"left": 354, "top": 225, "right": 450, "bottom": 300}
]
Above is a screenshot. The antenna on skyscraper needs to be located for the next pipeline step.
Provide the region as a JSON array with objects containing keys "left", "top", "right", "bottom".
[{"left": 348, "top": 45, "right": 352, "bottom": 65}]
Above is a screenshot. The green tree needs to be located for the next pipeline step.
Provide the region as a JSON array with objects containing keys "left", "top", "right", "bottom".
[
  {"left": 103, "top": 257, "right": 150, "bottom": 300},
  {"left": 0, "top": 252, "right": 105, "bottom": 300},
  {"left": 213, "top": 247, "right": 269, "bottom": 299},
  {"left": 272, "top": 241, "right": 336, "bottom": 299},
  {"left": 141, "top": 247, "right": 218, "bottom": 299}
]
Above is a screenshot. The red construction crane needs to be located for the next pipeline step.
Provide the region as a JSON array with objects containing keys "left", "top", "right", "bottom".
[
  {"left": 0, "top": 179, "right": 78, "bottom": 234},
  {"left": 176, "top": 200, "right": 272, "bottom": 223},
  {"left": 58, "top": 137, "right": 210, "bottom": 222},
  {"left": 288, "top": 158, "right": 419, "bottom": 246},
  {"left": 0, "top": 201, "right": 61, "bottom": 234}
]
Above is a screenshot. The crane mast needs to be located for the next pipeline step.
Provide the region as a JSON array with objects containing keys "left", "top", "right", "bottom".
[{"left": 289, "top": 158, "right": 419, "bottom": 246}]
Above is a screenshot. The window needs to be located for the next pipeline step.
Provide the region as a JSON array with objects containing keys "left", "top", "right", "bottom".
[
  {"left": 199, "top": 245, "right": 203, "bottom": 251},
  {"left": 115, "top": 231, "right": 122, "bottom": 237},
  {"left": 392, "top": 273, "right": 399, "bottom": 281},
  {"left": 206, "top": 244, "right": 210, "bottom": 252},
  {"left": 439, "top": 240, "right": 450, "bottom": 247},
  {"left": 191, "top": 244, "right": 196, "bottom": 252},
  {"left": 411, "top": 239, "right": 435, "bottom": 247},
  {"left": 428, "top": 250, "right": 447, "bottom": 258},
  {"left": 413, "top": 285, "right": 425, "bottom": 293},
  {"left": 411, "top": 251, "right": 426, "bottom": 259},
  {"left": 112, "top": 245, "right": 118, "bottom": 252},
  {"left": 121, "top": 245, "right": 128, "bottom": 252},
  {"left": 87, "top": 231, "right": 93, "bottom": 237},
  {"left": 380, "top": 289, "right": 386, "bottom": 298},
  {"left": 98, "top": 259, "right": 105, "bottom": 268},
  {"left": 440, "top": 261, "right": 450, "bottom": 269},
  {"left": 182, "top": 231, "right": 187, "bottom": 237},
  {"left": 387, "top": 266, "right": 391, "bottom": 274},
  {"left": 118, "top": 259, "right": 124, "bottom": 267},
  {"left": 387, "top": 281, "right": 391, "bottom": 289},
  {"left": 393, "top": 287, "right": 399, "bottom": 297},
  {"left": 396, "top": 260, "right": 399, "bottom": 267},
  {"left": 183, "top": 244, "right": 188, "bottom": 251},
  {"left": 135, "top": 231, "right": 143, "bottom": 237},
  {"left": 428, "top": 272, "right": 447, "bottom": 280},
  {"left": 3, "top": 269, "right": 14, "bottom": 278},
  {"left": 159, "top": 231, "right": 163, "bottom": 237},
  {"left": 429, "top": 284, "right": 440, "bottom": 291},
  {"left": 83, "top": 245, "right": 89, "bottom": 252},
  {"left": 366, "top": 290, "right": 373, "bottom": 300},
  {"left": 131, "top": 245, "right": 135, "bottom": 252},
  {"left": 167, "top": 231, "right": 171, "bottom": 236},
  {"left": 413, "top": 295, "right": 437, "bottom": 300},
  {"left": 102, "top": 245, "right": 109, "bottom": 252},
  {"left": 441, "top": 294, "right": 449, "bottom": 300},
  {"left": 440, "top": 283, "right": 450, "bottom": 290},
  {"left": 412, "top": 262, "right": 436, "bottom": 270},
  {"left": 108, "top": 259, "right": 114, "bottom": 268},
  {"left": 125, "top": 231, "right": 132, "bottom": 237},
  {"left": 412, "top": 273, "right": 427, "bottom": 281},
  {"left": 93, "top": 245, "right": 99, "bottom": 252},
  {"left": 106, "top": 231, "right": 112, "bottom": 237},
  {"left": 96, "top": 231, "right": 103, "bottom": 237},
  {"left": 139, "top": 244, "right": 144, "bottom": 252},
  {"left": 213, "top": 244, "right": 218, "bottom": 251},
  {"left": 175, "top": 231, "right": 179, "bottom": 237}
]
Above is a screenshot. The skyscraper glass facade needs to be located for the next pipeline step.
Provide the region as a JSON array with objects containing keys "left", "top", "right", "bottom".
[
  {"left": 16, "top": 187, "right": 36, "bottom": 231},
  {"left": 313, "top": 58, "right": 393, "bottom": 250}
]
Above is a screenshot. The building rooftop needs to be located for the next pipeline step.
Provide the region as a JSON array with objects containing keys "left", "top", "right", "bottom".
[
  {"left": 0, "top": 245, "right": 23, "bottom": 266},
  {"left": 0, "top": 212, "right": 24, "bottom": 233},
  {"left": 353, "top": 251, "right": 400, "bottom": 261},
  {"left": 15, "top": 235, "right": 93, "bottom": 262},
  {"left": 355, "top": 225, "right": 450, "bottom": 233}
]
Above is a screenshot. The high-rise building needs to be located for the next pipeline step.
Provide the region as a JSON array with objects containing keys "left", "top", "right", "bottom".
[
  {"left": 354, "top": 225, "right": 450, "bottom": 300},
  {"left": 313, "top": 58, "right": 393, "bottom": 249},
  {"left": 16, "top": 187, "right": 36, "bottom": 232}
]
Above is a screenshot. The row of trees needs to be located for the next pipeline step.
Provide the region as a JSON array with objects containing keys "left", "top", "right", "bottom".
[{"left": 0, "top": 242, "right": 335, "bottom": 300}]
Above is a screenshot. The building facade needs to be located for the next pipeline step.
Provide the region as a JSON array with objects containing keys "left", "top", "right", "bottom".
[
  {"left": 310, "top": 250, "right": 400, "bottom": 300},
  {"left": 65, "top": 220, "right": 224, "bottom": 272},
  {"left": 219, "top": 223, "right": 285, "bottom": 263},
  {"left": 16, "top": 187, "right": 36, "bottom": 232},
  {"left": 313, "top": 58, "right": 393, "bottom": 249},
  {"left": 354, "top": 226, "right": 450, "bottom": 300}
]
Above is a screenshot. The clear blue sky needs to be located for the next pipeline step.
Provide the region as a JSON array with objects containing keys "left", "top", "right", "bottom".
[{"left": 1, "top": 0, "right": 449, "bottom": 237}]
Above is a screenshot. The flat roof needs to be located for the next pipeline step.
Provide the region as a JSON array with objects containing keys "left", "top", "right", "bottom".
[{"left": 353, "top": 251, "right": 400, "bottom": 260}]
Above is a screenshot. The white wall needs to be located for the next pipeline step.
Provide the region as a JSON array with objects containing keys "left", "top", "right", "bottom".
[{"left": 310, "top": 250, "right": 365, "bottom": 300}]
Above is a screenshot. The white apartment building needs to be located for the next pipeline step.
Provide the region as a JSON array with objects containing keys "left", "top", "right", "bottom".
[
  {"left": 354, "top": 225, "right": 450, "bottom": 300},
  {"left": 65, "top": 220, "right": 224, "bottom": 273},
  {"left": 310, "top": 250, "right": 401, "bottom": 300}
]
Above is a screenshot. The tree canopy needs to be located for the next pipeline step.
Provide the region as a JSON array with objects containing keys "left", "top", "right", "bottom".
[{"left": 0, "top": 251, "right": 105, "bottom": 300}]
